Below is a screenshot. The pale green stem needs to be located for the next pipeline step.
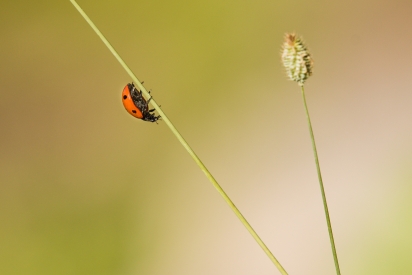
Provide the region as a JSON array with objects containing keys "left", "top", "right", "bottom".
[
  {"left": 300, "top": 86, "right": 341, "bottom": 275},
  {"left": 69, "top": 1, "right": 288, "bottom": 274}
]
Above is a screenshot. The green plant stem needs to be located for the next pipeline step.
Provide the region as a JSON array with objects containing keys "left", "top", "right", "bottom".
[
  {"left": 301, "top": 86, "right": 341, "bottom": 275},
  {"left": 69, "top": 1, "right": 288, "bottom": 274}
]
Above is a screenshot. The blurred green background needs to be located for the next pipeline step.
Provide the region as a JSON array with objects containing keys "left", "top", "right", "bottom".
[{"left": 1, "top": 0, "right": 412, "bottom": 274}]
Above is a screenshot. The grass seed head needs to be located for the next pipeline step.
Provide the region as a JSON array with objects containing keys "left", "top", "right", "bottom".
[{"left": 281, "top": 33, "right": 313, "bottom": 86}]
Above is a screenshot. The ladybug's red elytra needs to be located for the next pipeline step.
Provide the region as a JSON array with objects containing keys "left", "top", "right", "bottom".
[{"left": 122, "top": 83, "right": 160, "bottom": 122}]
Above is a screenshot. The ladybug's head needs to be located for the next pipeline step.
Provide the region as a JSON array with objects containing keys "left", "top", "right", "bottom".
[{"left": 142, "top": 112, "right": 161, "bottom": 123}]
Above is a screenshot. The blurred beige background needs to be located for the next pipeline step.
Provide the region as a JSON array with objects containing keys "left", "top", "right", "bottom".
[{"left": 1, "top": 0, "right": 412, "bottom": 274}]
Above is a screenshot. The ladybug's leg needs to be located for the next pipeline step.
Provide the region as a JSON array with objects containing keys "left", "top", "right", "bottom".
[
  {"left": 148, "top": 108, "right": 155, "bottom": 112},
  {"left": 143, "top": 100, "right": 149, "bottom": 112},
  {"left": 131, "top": 85, "right": 139, "bottom": 95},
  {"left": 131, "top": 85, "right": 141, "bottom": 96}
]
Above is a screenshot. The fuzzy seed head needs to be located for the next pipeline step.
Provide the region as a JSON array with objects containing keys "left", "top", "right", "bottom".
[{"left": 281, "top": 33, "right": 313, "bottom": 86}]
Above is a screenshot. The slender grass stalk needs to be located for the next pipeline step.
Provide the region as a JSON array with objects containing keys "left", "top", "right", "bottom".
[
  {"left": 301, "top": 86, "right": 341, "bottom": 275},
  {"left": 282, "top": 33, "right": 341, "bottom": 274},
  {"left": 69, "top": 1, "right": 288, "bottom": 273}
]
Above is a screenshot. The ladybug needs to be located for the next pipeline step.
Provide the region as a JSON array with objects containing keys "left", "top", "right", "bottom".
[{"left": 122, "top": 83, "right": 161, "bottom": 122}]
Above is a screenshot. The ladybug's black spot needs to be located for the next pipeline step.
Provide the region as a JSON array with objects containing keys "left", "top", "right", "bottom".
[
  {"left": 123, "top": 95, "right": 128, "bottom": 100},
  {"left": 132, "top": 110, "right": 137, "bottom": 113}
]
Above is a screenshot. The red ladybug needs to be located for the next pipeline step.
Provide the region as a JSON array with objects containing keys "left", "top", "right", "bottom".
[{"left": 122, "top": 83, "right": 160, "bottom": 122}]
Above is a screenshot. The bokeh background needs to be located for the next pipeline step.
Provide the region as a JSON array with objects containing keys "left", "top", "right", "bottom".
[{"left": 1, "top": 0, "right": 412, "bottom": 274}]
